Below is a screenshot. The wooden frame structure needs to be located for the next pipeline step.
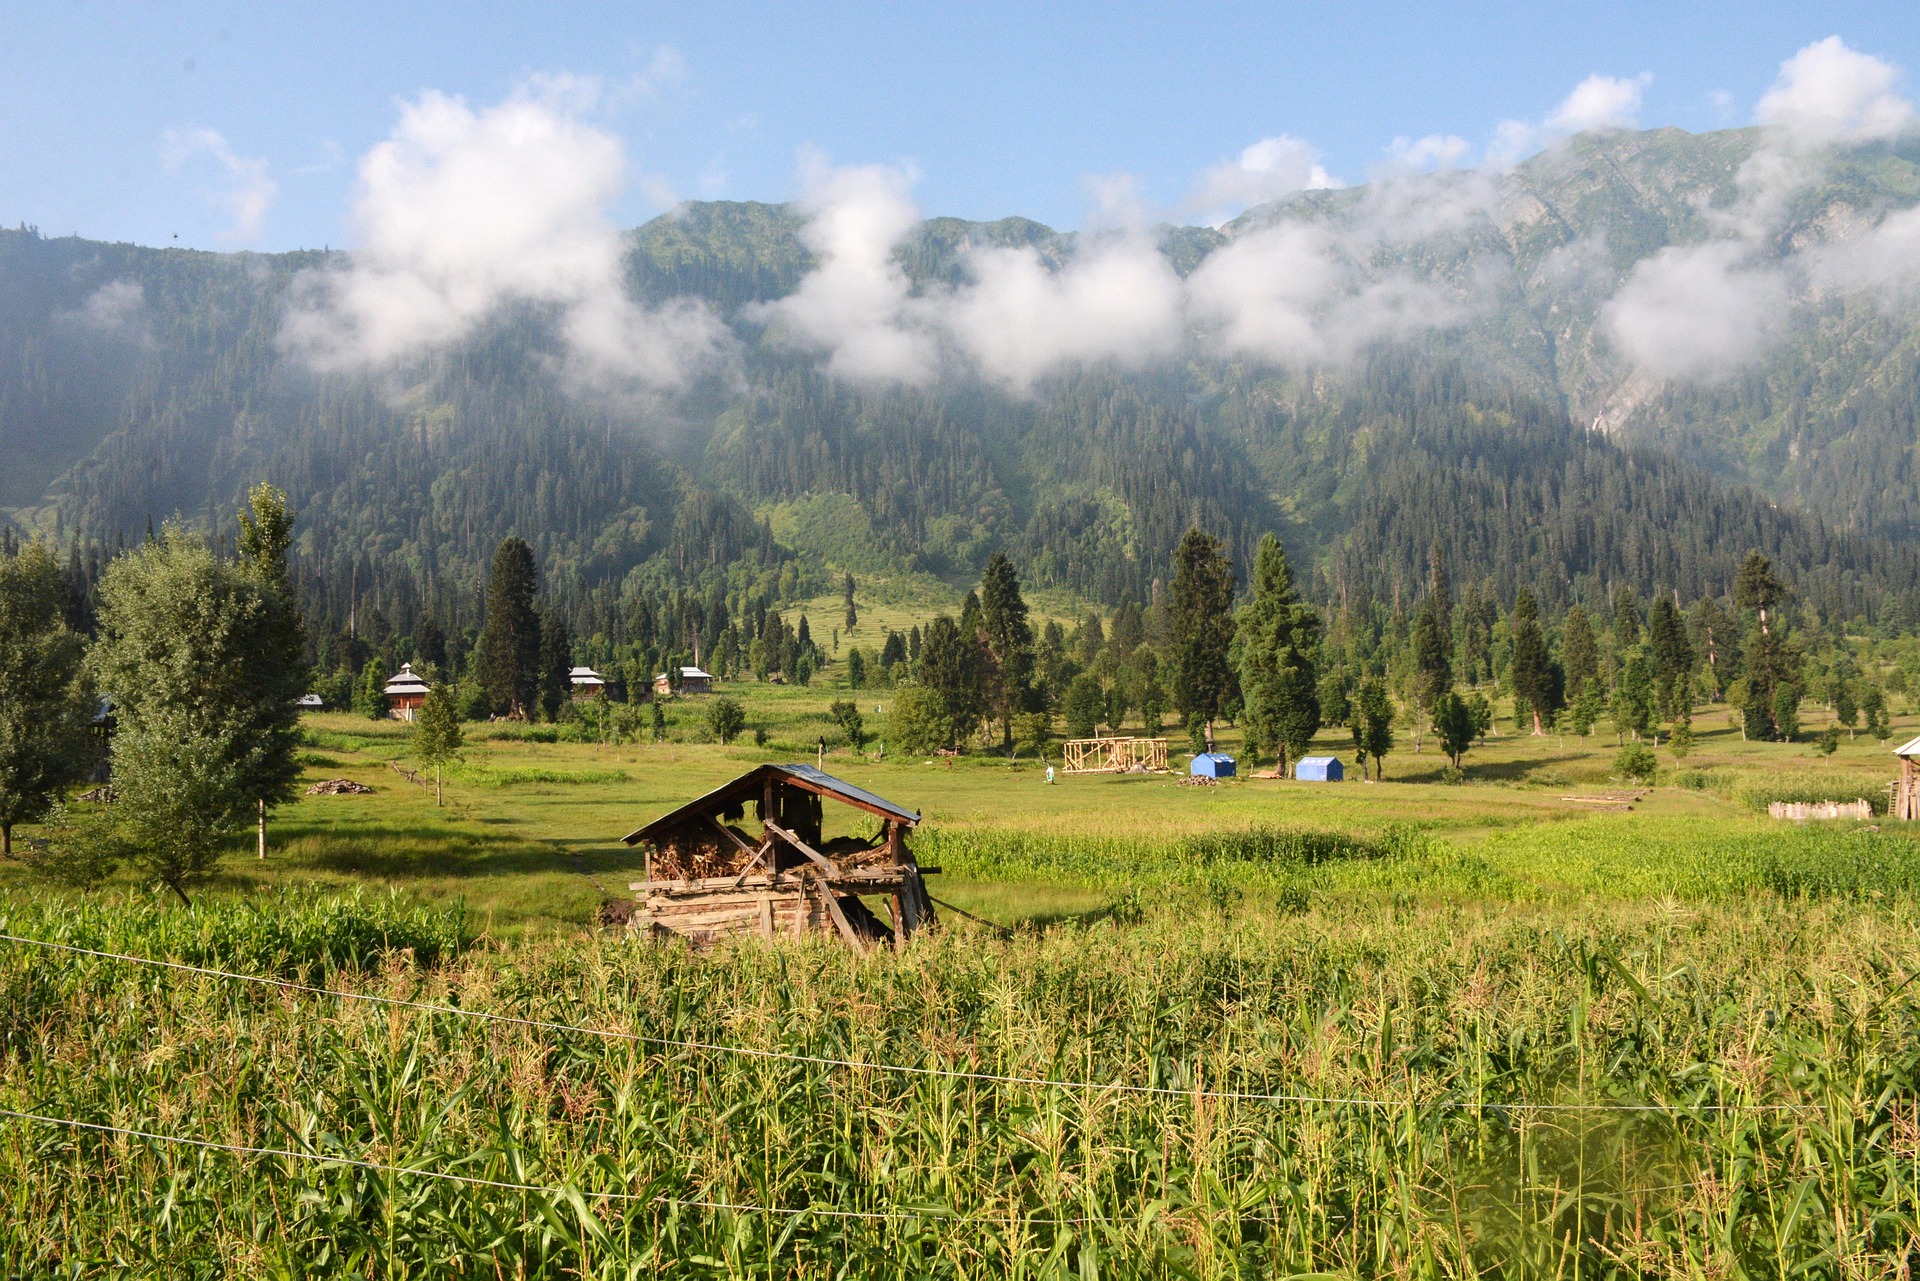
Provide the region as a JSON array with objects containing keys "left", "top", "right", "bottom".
[
  {"left": 622, "top": 763, "right": 935, "bottom": 950},
  {"left": 1060, "top": 736, "right": 1169, "bottom": 774},
  {"left": 1894, "top": 736, "right": 1920, "bottom": 819}
]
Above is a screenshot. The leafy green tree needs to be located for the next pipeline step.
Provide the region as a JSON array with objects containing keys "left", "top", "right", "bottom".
[
  {"left": 845, "top": 647, "right": 867, "bottom": 689},
  {"left": 0, "top": 542, "right": 94, "bottom": 857},
  {"left": 1831, "top": 672, "right": 1859, "bottom": 739},
  {"left": 412, "top": 686, "right": 464, "bottom": 806},
  {"left": 1814, "top": 725, "right": 1839, "bottom": 756},
  {"left": 1063, "top": 674, "right": 1105, "bottom": 739},
  {"left": 1138, "top": 673, "right": 1166, "bottom": 735},
  {"left": 1614, "top": 742, "right": 1657, "bottom": 783},
  {"left": 1236, "top": 534, "right": 1322, "bottom": 775},
  {"left": 1431, "top": 690, "right": 1480, "bottom": 769},
  {"left": 1316, "top": 668, "right": 1352, "bottom": 728},
  {"left": 1354, "top": 677, "right": 1395, "bottom": 780},
  {"left": 1568, "top": 681, "right": 1605, "bottom": 736},
  {"left": 889, "top": 685, "right": 957, "bottom": 756},
  {"left": 87, "top": 529, "right": 300, "bottom": 901},
  {"left": 1509, "top": 588, "right": 1560, "bottom": 734},
  {"left": 538, "top": 613, "right": 572, "bottom": 722},
  {"left": 706, "top": 696, "right": 746, "bottom": 745},
  {"left": 842, "top": 572, "right": 858, "bottom": 632},
  {"left": 829, "top": 699, "right": 865, "bottom": 750},
  {"left": 1561, "top": 604, "right": 1599, "bottom": 697},
  {"left": 1016, "top": 711, "right": 1053, "bottom": 760},
  {"left": 1863, "top": 684, "right": 1891, "bottom": 741},
  {"left": 978, "top": 553, "right": 1037, "bottom": 747},
  {"left": 1771, "top": 684, "right": 1802, "bottom": 742},
  {"left": 650, "top": 700, "right": 667, "bottom": 742},
  {"left": 918, "top": 615, "right": 985, "bottom": 742},
  {"left": 478, "top": 537, "right": 541, "bottom": 718},
  {"left": 1170, "top": 528, "right": 1236, "bottom": 746},
  {"left": 1668, "top": 725, "right": 1694, "bottom": 759}
]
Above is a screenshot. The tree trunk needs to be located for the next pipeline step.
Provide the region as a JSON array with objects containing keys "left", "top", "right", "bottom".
[
  {"left": 1531, "top": 707, "right": 1543, "bottom": 736},
  {"left": 1, "top": 823, "right": 10, "bottom": 858},
  {"left": 165, "top": 878, "right": 193, "bottom": 909},
  {"left": 257, "top": 799, "right": 266, "bottom": 860},
  {"left": 435, "top": 765, "right": 443, "bottom": 807}
]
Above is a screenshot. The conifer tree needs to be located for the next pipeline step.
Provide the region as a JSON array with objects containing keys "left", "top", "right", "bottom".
[
  {"left": 1562, "top": 604, "right": 1598, "bottom": 698},
  {"left": 1355, "top": 677, "right": 1395, "bottom": 780},
  {"left": 538, "top": 614, "right": 572, "bottom": 721},
  {"left": 234, "top": 483, "right": 307, "bottom": 858},
  {"left": 978, "top": 553, "right": 1036, "bottom": 747},
  {"left": 1170, "top": 528, "right": 1236, "bottom": 746},
  {"left": 918, "top": 615, "right": 985, "bottom": 745},
  {"left": 1647, "top": 596, "right": 1694, "bottom": 722},
  {"left": 1612, "top": 584, "right": 1641, "bottom": 646},
  {"left": 1236, "top": 534, "right": 1322, "bottom": 775},
  {"left": 478, "top": 537, "right": 541, "bottom": 718},
  {"left": 1509, "top": 588, "right": 1560, "bottom": 734}
]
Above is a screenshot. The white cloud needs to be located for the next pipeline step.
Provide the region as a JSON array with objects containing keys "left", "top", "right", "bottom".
[
  {"left": 1185, "top": 136, "right": 1341, "bottom": 225},
  {"left": 748, "top": 154, "right": 937, "bottom": 384},
  {"left": 1811, "top": 204, "right": 1920, "bottom": 302},
  {"left": 1755, "top": 36, "right": 1915, "bottom": 144},
  {"left": 1383, "top": 134, "right": 1472, "bottom": 174},
  {"left": 1547, "top": 73, "right": 1652, "bottom": 134},
  {"left": 1602, "top": 241, "right": 1790, "bottom": 380},
  {"left": 946, "top": 235, "right": 1186, "bottom": 391},
  {"left": 161, "top": 127, "right": 277, "bottom": 242},
  {"left": 1182, "top": 182, "right": 1466, "bottom": 370},
  {"left": 1488, "top": 72, "right": 1652, "bottom": 168},
  {"left": 58, "top": 279, "right": 150, "bottom": 345},
  {"left": 279, "top": 86, "right": 728, "bottom": 391}
]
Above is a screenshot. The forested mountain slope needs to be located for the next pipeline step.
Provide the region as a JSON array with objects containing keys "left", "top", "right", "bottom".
[{"left": 4, "top": 124, "right": 1920, "bottom": 633}]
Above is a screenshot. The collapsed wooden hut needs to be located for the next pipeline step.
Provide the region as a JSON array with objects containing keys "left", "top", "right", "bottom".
[{"left": 623, "top": 763, "right": 936, "bottom": 950}]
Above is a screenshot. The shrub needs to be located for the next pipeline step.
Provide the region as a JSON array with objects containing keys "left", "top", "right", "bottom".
[
  {"left": 1614, "top": 742, "right": 1658, "bottom": 782},
  {"left": 705, "top": 697, "right": 746, "bottom": 745},
  {"left": 889, "top": 685, "right": 956, "bottom": 755}
]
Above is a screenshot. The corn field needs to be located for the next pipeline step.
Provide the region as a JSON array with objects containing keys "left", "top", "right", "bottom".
[{"left": 4, "top": 875, "right": 1920, "bottom": 1277}]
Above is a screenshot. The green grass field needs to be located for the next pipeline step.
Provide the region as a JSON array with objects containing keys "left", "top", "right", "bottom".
[{"left": 5, "top": 685, "right": 1920, "bottom": 1274}]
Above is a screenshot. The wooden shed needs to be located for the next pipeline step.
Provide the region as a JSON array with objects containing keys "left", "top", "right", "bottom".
[
  {"left": 622, "top": 763, "right": 936, "bottom": 950},
  {"left": 1893, "top": 736, "right": 1920, "bottom": 819}
]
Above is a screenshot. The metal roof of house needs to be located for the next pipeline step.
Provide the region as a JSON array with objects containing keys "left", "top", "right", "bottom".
[
  {"left": 1297, "top": 756, "right": 1340, "bottom": 766},
  {"left": 569, "top": 666, "right": 605, "bottom": 684},
  {"left": 383, "top": 663, "right": 430, "bottom": 695},
  {"left": 622, "top": 762, "right": 919, "bottom": 845},
  {"left": 1894, "top": 735, "right": 1920, "bottom": 758}
]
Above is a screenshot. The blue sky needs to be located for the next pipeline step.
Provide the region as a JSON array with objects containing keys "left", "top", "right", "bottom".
[{"left": 4, "top": 1, "right": 1918, "bottom": 251}]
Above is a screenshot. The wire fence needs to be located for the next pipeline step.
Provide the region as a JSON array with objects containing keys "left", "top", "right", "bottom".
[{"left": 0, "top": 931, "right": 1818, "bottom": 1116}]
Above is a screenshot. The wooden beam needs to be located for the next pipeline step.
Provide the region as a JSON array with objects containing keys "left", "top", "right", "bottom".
[
  {"left": 812, "top": 877, "right": 867, "bottom": 954},
  {"left": 763, "top": 820, "right": 840, "bottom": 875}
]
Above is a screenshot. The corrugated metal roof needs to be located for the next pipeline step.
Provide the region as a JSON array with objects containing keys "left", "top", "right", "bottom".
[
  {"left": 1894, "top": 735, "right": 1920, "bottom": 758},
  {"left": 622, "top": 762, "right": 919, "bottom": 845}
]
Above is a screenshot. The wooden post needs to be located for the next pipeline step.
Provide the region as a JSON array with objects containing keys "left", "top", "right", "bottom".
[{"left": 257, "top": 799, "right": 266, "bottom": 860}]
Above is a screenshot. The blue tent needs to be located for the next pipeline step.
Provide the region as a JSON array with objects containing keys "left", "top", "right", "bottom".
[
  {"left": 1190, "top": 752, "right": 1236, "bottom": 779},
  {"left": 1296, "top": 756, "right": 1344, "bottom": 781}
]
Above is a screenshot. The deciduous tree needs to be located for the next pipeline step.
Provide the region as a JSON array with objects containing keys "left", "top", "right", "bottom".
[{"left": 0, "top": 542, "right": 94, "bottom": 857}]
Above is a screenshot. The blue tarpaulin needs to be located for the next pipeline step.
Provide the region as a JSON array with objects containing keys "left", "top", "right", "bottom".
[
  {"left": 1190, "top": 752, "right": 1237, "bottom": 778},
  {"left": 1296, "top": 756, "right": 1344, "bottom": 781}
]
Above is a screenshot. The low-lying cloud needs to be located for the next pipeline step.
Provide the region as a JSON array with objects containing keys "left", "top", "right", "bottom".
[
  {"left": 280, "top": 85, "right": 729, "bottom": 392},
  {"left": 1601, "top": 38, "right": 1917, "bottom": 381},
  {"left": 162, "top": 128, "right": 278, "bottom": 243}
]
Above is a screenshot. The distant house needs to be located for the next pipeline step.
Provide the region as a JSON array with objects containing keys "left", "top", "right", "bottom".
[
  {"left": 383, "top": 663, "right": 431, "bottom": 721},
  {"left": 654, "top": 666, "right": 715, "bottom": 696},
  {"left": 1296, "top": 756, "right": 1344, "bottom": 782},
  {"left": 569, "top": 666, "right": 606, "bottom": 701},
  {"left": 296, "top": 693, "right": 325, "bottom": 710},
  {"left": 1190, "top": 751, "right": 1237, "bottom": 779}
]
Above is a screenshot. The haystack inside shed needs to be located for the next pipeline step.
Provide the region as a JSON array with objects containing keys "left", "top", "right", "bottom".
[{"left": 623, "top": 764, "right": 936, "bottom": 950}]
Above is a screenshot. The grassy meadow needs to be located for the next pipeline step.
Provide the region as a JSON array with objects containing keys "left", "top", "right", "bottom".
[{"left": 5, "top": 681, "right": 1920, "bottom": 1275}]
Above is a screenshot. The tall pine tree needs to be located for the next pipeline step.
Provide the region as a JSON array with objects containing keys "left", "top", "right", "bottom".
[
  {"left": 1169, "top": 528, "right": 1236, "bottom": 746},
  {"left": 478, "top": 537, "right": 541, "bottom": 718},
  {"left": 1236, "top": 534, "right": 1322, "bottom": 775}
]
